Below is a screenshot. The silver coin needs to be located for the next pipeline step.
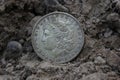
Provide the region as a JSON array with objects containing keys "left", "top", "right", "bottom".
[{"left": 31, "top": 12, "right": 84, "bottom": 63}]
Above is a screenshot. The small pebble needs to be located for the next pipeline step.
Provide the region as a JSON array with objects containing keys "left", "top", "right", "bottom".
[
  {"left": 0, "top": 4, "right": 5, "bottom": 12},
  {"left": 3, "top": 41, "right": 22, "bottom": 60},
  {"left": 104, "top": 28, "right": 113, "bottom": 38},
  {"left": 6, "top": 41, "right": 22, "bottom": 52},
  {"left": 106, "top": 13, "right": 120, "bottom": 33},
  {"left": 94, "top": 56, "right": 106, "bottom": 65},
  {"left": 44, "top": 0, "right": 69, "bottom": 12},
  {"left": 106, "top": 13, "right": 119, "bottom": 22}
]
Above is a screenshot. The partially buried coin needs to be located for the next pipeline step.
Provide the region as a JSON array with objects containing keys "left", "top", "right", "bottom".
[{"left": 31, "top": 12, "right": 84, "bottom": 63}]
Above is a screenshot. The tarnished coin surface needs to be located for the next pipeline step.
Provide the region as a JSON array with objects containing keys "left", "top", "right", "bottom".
[{"left": 32, "top": 12, "right": 84, "bottom": 63}]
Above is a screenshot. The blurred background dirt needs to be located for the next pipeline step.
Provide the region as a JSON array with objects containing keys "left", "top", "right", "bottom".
[{"left": 0, "top": 0, "right": 120, "bottom": 80}]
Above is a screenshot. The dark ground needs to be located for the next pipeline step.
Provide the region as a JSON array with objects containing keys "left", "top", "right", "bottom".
[{"left": 0, "top": 0, "right": 120, "bottom": 80}]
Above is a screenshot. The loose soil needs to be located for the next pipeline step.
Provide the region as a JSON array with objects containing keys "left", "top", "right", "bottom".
[{"left": 0, "top": 0, "right": 120, "bottom": 80}]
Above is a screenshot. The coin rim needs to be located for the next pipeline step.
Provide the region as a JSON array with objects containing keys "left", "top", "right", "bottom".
[{"left": 31, "top": 12, "right": 84, "bottom": 63}]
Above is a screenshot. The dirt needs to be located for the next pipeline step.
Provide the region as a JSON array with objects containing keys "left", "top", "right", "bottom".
[{"left": 0, "top": 0, "right": 120, "bottom": 80}]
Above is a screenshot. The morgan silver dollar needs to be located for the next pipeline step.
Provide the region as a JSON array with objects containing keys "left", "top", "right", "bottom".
[{"left": 32, "top": 12, "right": 84, "bottom": 63}]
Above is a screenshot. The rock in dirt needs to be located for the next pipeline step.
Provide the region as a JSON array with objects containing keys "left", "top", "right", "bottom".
[
  {"left": 0, "top": 75, "right": 14, "bottom": 80},
  {"left": 3, "top": 41, "right": 22, "bottom": 60},
  {"left": 116, "top": 0, "right": 120, "bottom": 10},
  {"left": 0, "top": 4, "right": 5, "bottom": 13},
  {"left": 103, "top": 35, "right": 120, "bottom": 50},
  {"left": 94, "top": 56, "right": 106, "bottom": 65},
  {"left": 0, "top": 0, "right": 5, "bottom": 13},
  {"left": 107, "top": 71, "right": 120, "bottom": 80},
  {"left": 106, "top": 13, "right": 119, "bottom": 22},
  {"left": 6, "top": 41, "right": 22, "bottom": 52},
  {"left": 81, "top": 72, "right": 108, "bottom": 80},
  {"left": 80, "top": 62, "right": 96, "bottom": 74},
  {"left": 113, "top": 0, "right": 120, "bottom": 13},
  {"left": 20, "top": 68, "right": 32, "bottom": 80},
  {"left": 44, "top": 0, "right": 69, "bottom": 12},
  {"left": 26, "top": 75, "right": 39, "bottom": 80},
  {"left": 106, "top": 51, "right": 120, "bottom": 70},
  {"left": 106, "top": 13, "right": 120, "bottom": 33},
  {"left": 111, "top": 37, "right": 120, "bottom": 51},
  {"left": 25, "top": 61, "right": 39, "bottom": 68},
  {"left": 103, "top": 28, "right": 113, "bottom": 38},
  {"left": 82, "top": 0, "right": 110, "bottom": 16},
  {"left": 6, "top": 66, "right": 14, "bottom": 73}
]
